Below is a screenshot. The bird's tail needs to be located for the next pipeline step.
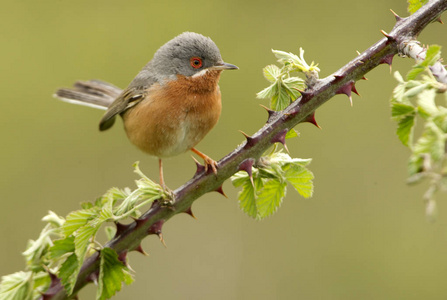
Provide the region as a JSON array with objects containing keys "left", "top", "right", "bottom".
[{"left": 54, "top": 79, "right": 123, "bottom": 110}]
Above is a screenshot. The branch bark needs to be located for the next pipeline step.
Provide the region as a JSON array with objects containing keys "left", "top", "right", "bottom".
[{"left": 48, "top": 0, "right": 447, "bottom": 298}]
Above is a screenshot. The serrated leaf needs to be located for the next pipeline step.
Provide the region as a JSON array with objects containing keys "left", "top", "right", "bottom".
[
  {"left": 0, "top": 271, "right": 33, "bottom": 300},
  {"left": 236, "top": 175, "right": 263, "bottom": 219},
  {"left": 97, "top": 248, "right": 133, "bottom": 300},
  {"left": 255, "top": 179, "right": 287, "bottom": 219},
  {"left": 422, "top": 45, "right": 441, "bottom": 67},
  {"left": 408, "top": 154, "right": 424, "bottom": 176},
  {"left": 284, "top": 164, "right": 314, "bottom": 198},
  {"left": 59, "top": 253, "right": 78, "bottom": 294},
  {"left": 63, "top": 208, "right": 98, "bottom": 237},
  {"left": 397, "top": 114, "right": 416, "bottom": 147},
  {"left": 75, "top": 224, "right": 99, "bottom": 261},
  {"left": 433, "top": 111, "right": 447, "bottom": 132},
  {"left": 404, "top": 82, "right": 428, "bottom": 98},
  {"left": 417, "top": 88, "right": 437, "bottom": 116},
  {"left": 256, "top": 83, "right": 277, "bottom": 99},
  {"left": 406, "top": 65, "right": 425, "bottom": 80},
  {"left": 391, "top": 102, "right": 415, "bottom": 119},
  {"left": 263, "top": 65, "right": 281, "bottom": 83},
  {"left": 271, "top": 85, "right": 290, "bottom": 111},
  {"left": 414, "top": 122, "right": 446, "bottom": 162},
  {"left": 285, "top": 129, "right": 298, "bottom": 139},
  {"left": 408, "top": 0, "right": 428, "bottom": 14},
  {"left": 49, "top": 236, "right": 75, "bottom": 260}
]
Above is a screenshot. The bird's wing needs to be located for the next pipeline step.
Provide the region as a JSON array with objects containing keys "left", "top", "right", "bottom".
[{"left": 99, "top": 87, "right": 146, "bottom": 131}]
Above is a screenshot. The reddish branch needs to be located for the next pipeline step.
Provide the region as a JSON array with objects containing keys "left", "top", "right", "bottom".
[{"left": 45, "top": 1, "right": 447, "bottom": 299}]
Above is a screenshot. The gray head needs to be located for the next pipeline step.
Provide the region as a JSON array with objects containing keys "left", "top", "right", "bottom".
[{"left": 130, "top": 32, "right": 237, "bottom": 87}]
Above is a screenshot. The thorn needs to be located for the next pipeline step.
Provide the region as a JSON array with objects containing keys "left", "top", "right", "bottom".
[
  {"left": 191, "top": 156, "right": 205, "bottom": 177},
  {"left": 335, "top": 81, "right": 356, "bottom": 105},
  {"left": 118, "top": 250, "right": 128, "bottom": 265},
  {"left": 239, "top": 130, "right": 256, "bottom": 148},
  {"left": 115, "top": 221, "right": 132, "bottom": 237},
  {"left": 132, "top": 216, "right": 148, "bottom": 228},
  {"left": 134, "top": 243, "right": 149, "bottom": 256},
  {"left": 380, "top": 30, "right": 394, "bottom": 42},
  {"left": 239, "top": 158, "right": 255, "bottom": 186},
  {"left": 158, "top": 232, "right": 167, "bottom": 248},
  {"left": 259, "top": 104, "right": 277, "bottom": 122},
  {"left": 86, "top": 271, "right": 99, "bottom": 285},
  {"left": 356, "top": 50, "right": 361, "bottom": 55},
  {"left": 148, "top": 219, "right": 165, "bottom": 235},
  {"left": 361, "top": 76, "right": 368, "bottom": 80},
  {"left": 390, "top": 9, "right": 402, "bottom": 22},
  {"left": 184, "top": 206, "right": 197, "bottom": 219},
  {"left": 437, "top": 17, "right": 443, "bottom": 24},
  {"left": 271, "top": 129, "right": 289, "bottom": 152},
  {"left": 214, "top": 185, "right": 228, "bottom": 198},
  {"left": 351, "top": 83, "right": 360, "bottom": 96},
  {"left": 302, "top": 112, "right": 321, "bottom": 129}
]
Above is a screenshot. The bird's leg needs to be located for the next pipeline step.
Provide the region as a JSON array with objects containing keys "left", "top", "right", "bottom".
[
  {"left": 191, "top": 148, "right": 218, "bottom": 174},
  {"left": 159, "top": 158, "right": 166, "bottom": 189}
]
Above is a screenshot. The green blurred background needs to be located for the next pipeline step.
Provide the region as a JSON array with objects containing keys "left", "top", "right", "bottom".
[{"left": 1, "top": 0, "right": 447, "bottom": 299}]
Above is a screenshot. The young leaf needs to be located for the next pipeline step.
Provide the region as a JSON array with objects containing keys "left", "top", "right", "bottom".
[
  {"left": 407, "top": 0, "right": 428, "bottom": 14},
  {"left": 391, "top": 102, "right": 415, "bottom": 119},
  {"left": 63, "top": 208, "right": 98, "bottom": 237},
  {"left": 0, "top": 271, "right": 33, "bottom": 300},
  {"left": 285, "top": 129, "right": 299, "bottom": 139},
  {"left": 414, "top": 122, "right": 446, "bottom": 162},
  {"left": 48, "top": 236, "right": 75, "bottom": 260},
  {"left": 396, "top": 114, "right": 416, "bottom": 147},
  {"left": 263, "top": 64, "right": 281, "bottom": 83},
  {"left": 422, "top": 45, "right": 441, "bottom": 67},
  {"left": 97, "top": 248, "right": 133, "bottom": 300},
  {"left": 255, "top": 179, "right": 287, "bottom": 219},
  {"left": 58, "top": 253, "right": 78, "bottom": 294},
  {"left": 271, "top": 84, "right": 290, "bottom": 111},
  {"left": 416, "top": 88, "right": 437, "bottom": 116},
  {"left": 284, "top": 164, "right": 314, "bottom": 198}
]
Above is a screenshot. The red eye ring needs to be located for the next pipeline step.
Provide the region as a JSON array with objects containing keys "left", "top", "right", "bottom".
[{"left": 190, "top": 57, "right": 203, "bottom": 69}]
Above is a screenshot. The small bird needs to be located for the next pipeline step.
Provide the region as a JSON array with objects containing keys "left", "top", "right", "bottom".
[{"left": 55, "top": 32, "right": 238, "bottom": 187}]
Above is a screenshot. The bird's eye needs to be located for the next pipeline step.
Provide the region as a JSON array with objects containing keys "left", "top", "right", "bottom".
[{"left": 190, "top": 57, "right": 203, "bottom": 69}]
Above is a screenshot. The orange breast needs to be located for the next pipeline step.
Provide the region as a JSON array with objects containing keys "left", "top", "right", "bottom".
[{"left": 122, "top": 70, "right": 222, "bottom": 158}]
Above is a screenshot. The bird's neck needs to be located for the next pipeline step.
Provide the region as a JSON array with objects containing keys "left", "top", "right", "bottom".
[{"left": 177, "top": 70, "right": 222, "bottom": 93}]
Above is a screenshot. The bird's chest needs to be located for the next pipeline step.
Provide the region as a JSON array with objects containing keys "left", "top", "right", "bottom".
[{"left": 123, "top": 74, "right": 222, "bottom": 157}]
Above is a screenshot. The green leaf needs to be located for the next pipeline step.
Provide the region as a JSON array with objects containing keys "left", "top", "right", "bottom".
[
  {"left": 417, "top": 88, "right": 437, "bottom": 116},
  {"left": 0, "top": 272, "right": 33, "bottom": 300},
  {"left": 256, "top": 83, "right": 277, "bottom": 99},
  {"left": 284, "top": 164, "right": 314, "bottom": 198},
  {"left": 391, "top": 102, "right": 415, "bottom": 119},
  {"left": 59, "top": 253, "right": 78, "bottom": 294},
  {"left": 97, "top": 248, "right": 133, "bottom": 300},
  {"left": 63, "top": 208, "right": 98, "bottom": 237},
  {"left": 403, "top": 82, "right": 428, "bottom": 98},
  {"left": 48, "top": 236, "right": 75, "bottom": 260},
  {"left": 414, "top": 122, "right": 446, "bottom": 162},
  {"left": 285, "top": 129, "right": 299, "bottom": 139},
  {"left": 396, "top": 114, "right": 416, "bottom": 147},
  {"left": 256, "top": 179, "right": 287, "bottom": 219},
  {"left": 235, "top": 173, "right": 263, "bottom": 219},
  {"left": 263, "top": 64, "right": 281, "bottom": 83},
  {"left": 433, "top": 110, "right": 447, "bottom": 132},
  {"left": 406, "top": 65, "right": 425, "bottom": 80},
  {"left": 104, "top": 226, "right": 117, "bottom": 241},
  {"left": 422, "top": 45, "right": 441, "bottom": 67},
  {"left": 408, "top": 154, "right": 424, "bottom": 176},
  {"left": 408, "top": 0, "right": 428, "bottom": 14},
  {"left": 271, "top": 85, "right": 290, "bottom": 111}
]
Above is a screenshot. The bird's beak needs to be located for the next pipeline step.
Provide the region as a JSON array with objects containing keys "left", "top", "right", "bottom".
[{"left": 210, "top": 62, "right": 239, "bottom": 70}]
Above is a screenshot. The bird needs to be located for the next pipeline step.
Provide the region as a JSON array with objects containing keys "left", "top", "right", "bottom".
[{"left": 55, "top": 32, "right": 238, "bottom": 188}]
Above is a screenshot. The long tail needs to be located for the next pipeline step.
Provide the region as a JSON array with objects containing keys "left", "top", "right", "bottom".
[{"left": 54, "top": 79, "right": 123, "bottom": 110}]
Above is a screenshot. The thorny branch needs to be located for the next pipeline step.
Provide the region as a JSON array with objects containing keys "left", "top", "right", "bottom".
[{"left": 45, "top": 1, "right": 447, "bottom": 299}]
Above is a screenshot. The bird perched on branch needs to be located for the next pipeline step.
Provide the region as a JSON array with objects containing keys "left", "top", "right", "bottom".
[{"left": 55, "top": 32, "right": 238, "bottom": 187}]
